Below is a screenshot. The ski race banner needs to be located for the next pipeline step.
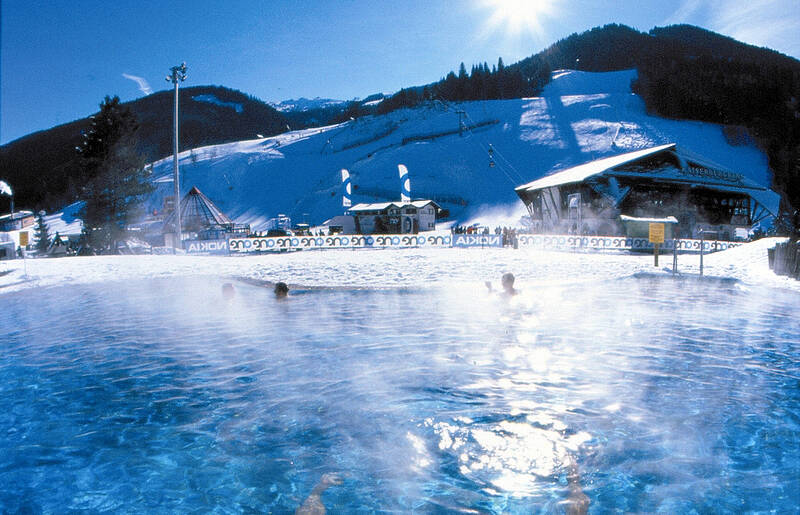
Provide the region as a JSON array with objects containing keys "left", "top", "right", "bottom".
[
  {"left": 185, "top": 239, "right": 232, "bottom": 255},
  {"left": 451, "top": 234, "right": 503, "bottom": 248},
  {"left": 227, "top": 232, "right": 452, "bottom": 253},
  {"left": 187, "top": 233, "right": 741, "bottom": 255},
  {"left": 515, "top": 234, "right": 743, "bottom": 253}
]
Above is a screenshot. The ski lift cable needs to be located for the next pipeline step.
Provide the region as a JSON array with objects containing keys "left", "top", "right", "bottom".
[
  {"left": 433, "top": 96, "right": 525, "bottom": 185},
  {"left": 491, "top": 147, "right": 526, "bottom": 183},
  {"left": 461, "top": 131, "right": 523, "bottom": 186},
  {"left": 460, "top": 110, "right": 526, "bottom": 183},
  {"left": 457, "top": 126, "right": 518, "bottom": 184}
]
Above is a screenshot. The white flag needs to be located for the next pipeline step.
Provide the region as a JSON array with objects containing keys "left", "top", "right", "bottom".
[
  {"left": 0, "top": 180, "right": 11, "bottom": 197},
  {"left": 341, "top": 169, "right": 352, "bottom": 208},
  {"left": 398, "top": 164, "right": 411, "bottom": 203}
]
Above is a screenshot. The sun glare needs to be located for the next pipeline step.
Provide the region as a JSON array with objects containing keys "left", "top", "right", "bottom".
[{"left": 479, "top": 0, "right": 560, "bottom": 38}]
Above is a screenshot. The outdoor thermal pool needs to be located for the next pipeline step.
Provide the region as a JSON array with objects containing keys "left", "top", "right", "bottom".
[{"left": 0, "top": 275, "right": 798, "bottom": 513}]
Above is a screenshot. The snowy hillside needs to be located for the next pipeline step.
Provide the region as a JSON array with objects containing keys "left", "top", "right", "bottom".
[
  {"left": 269, "top": 97, "right": 347, "bottom": 112},
  {"left": 147, "top": 69, "right": 772, "bottom": 230}
]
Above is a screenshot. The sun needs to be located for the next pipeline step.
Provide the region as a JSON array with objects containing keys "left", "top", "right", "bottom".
[{"left": 479, "top": 0, "right": 560, "bottom": 38}]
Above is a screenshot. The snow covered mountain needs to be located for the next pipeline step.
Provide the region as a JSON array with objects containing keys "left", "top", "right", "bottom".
[
  {"left": 269, "top": 97, "right": 348, "bottom": 113},
  {"left": 146, "top": 69, "right": 772, "bottom": 230}
]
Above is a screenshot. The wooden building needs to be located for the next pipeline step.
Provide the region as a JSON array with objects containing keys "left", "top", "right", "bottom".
[
  {"left": 515, "top": 144, "right": 779, "bottom": 240},
  {"left": 346, "top": 200, "right": 440, "bottom": 234},
  {"left": 0, "top": 210, "right": 34, "bottom": 232}
]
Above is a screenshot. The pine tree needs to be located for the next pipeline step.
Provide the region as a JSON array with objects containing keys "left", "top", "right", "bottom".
[
  {"left": 34, "top": 211, "right": 51, "bottom": 255},
  {"left": 77, "top": 96, "right": 153, "bottom": 252},
  {"left": 456, "top": 62, "right": 469, "bottom": 100}
]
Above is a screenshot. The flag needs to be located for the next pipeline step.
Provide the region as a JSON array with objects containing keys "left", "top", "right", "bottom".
[
  {"left": 398, "top": 164, "right": 411, "bottom": 203},
  {"left": 341, "top": 169, "right": 352, "bottom": 208},
  {"left": 0, "top": 180, "right": 11, "bottom": 197}
]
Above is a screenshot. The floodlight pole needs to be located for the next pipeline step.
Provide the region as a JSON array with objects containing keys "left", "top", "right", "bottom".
[{"left": 167, "top": 62, "right": 187, "bottom": 248}]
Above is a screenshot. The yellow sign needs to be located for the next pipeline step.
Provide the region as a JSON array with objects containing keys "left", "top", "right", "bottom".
[
  {"left": 649, "top": 223, "right": 665, "bottom": 244},
  {"left": 19, "top": 231, "right": 29, "bottom": 246}
]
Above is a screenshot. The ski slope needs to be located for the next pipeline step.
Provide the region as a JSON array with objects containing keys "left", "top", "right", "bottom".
[{"left": 143, "top": 69, "right": 770, "bottom": 230}]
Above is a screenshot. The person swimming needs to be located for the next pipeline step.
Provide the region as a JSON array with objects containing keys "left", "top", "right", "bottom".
[
  {"left": 295, "top": 473, "right": 342, "bottom": 515},
  {"left": 501, "top": 272, "right": 518, "bottom": 296},
  {"left": 274, "top": 282, "right": 289, "bottom": 298},
  {"left": 486, "top": 272, "right": 519, "bottom": 297},
  {"left": 564, "top": 454, "right": 589, "bottom": 515}
]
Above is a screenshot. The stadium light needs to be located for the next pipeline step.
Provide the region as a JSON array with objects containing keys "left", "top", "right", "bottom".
[{"left": 166, "top": 62, "right": 187, "bottom": 248}]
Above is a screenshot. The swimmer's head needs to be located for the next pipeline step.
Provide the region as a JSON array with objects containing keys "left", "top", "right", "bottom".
[
  {"left": 501, "top": 272, "right": 515, "bottom": 291},
  {"left": 274, "top": 282, "right": 289, "bottom": 298}
]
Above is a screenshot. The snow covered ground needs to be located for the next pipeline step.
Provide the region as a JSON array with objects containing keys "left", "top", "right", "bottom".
[{"left": 1, "top": 238, "right": 796, "bottom": 297}]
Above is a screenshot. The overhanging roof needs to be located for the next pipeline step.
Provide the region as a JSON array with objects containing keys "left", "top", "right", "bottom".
[
  {"left": 620, "top": 215, "right": 678, "bottom": 224},
  {"left": 515, "top": 144, "right": 780, "bottom": 216},
  {"left": 515, "top": 144, "right": 677, "bottom": 192}
]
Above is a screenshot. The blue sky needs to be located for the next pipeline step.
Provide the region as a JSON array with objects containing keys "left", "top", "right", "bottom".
[{"left": 2, "top": 0, "right": 798, "bottom": 144}]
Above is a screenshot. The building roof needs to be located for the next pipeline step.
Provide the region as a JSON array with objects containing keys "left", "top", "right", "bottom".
[
  {"left": 163, "top": 186, "right": 233, "bottom": 233},
  {"left": 619, "top": 215, "right": 678, "bottom": 224},
  {"left": 347, "top": 200, "right": 439, "bottom": 213},
  {"left": 0, "top": 210, "right": 34, "bottom": 223},
  {"left": 515, "top": 144, "right": 780, "bottom": 215},
  {"left": 516, "top": 144, "right": 677, "bottom": 192}
]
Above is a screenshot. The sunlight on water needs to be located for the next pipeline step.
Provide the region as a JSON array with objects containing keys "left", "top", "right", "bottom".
[{"left": 1, "top": 275, "right": 799, "bottom": 513}]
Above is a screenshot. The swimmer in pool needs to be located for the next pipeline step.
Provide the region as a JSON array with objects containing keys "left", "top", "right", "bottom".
[
  {"left": 295, "top": 473, "right": 342, "bottom": 515},
  {"left": 485, "top": 272, "right": 519, "bottom": 297},
  {"left": 501, "top": 272, "right": 518, "bottom": 296},
  {"left": 565, "top": 454, "right": 589, "bottom": 515},
  {"left": 274, "top": 282, "right": 289, "bottom": 298}
]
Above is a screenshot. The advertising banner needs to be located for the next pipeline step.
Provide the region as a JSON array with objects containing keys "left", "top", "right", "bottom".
[
  {"left": 452, "top": 234, "right": 503, "bottom": 248},
  {"left": 185, "top": 239, "right": 230, "bottom": 255},
  {"left": 516, "top": 234, "right": 742, "bottom": 253},
  {"left": 228, "top": 232, "right": 452, "bottom": 253}
]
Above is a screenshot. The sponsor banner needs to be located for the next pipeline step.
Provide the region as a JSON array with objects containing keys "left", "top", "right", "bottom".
[
  {"left": 452, "top": 234, "right": 503, "bottom": 248},
  {"left": 228, "top": 232, "right": 452, "bottom": 253},
  {"left": 185, "top": 239, "right": 230, "bottom": 255},
  {"left": 517, "top": 234, "right": 742, "bottom": 253}
]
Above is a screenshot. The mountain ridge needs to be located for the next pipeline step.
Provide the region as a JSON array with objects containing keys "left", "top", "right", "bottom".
[
  {"left": 2, "top": 23, "right": 798, "bottom": 214},
  {"left": 139, "top": 68, "right": 772, "bottom": 231}
]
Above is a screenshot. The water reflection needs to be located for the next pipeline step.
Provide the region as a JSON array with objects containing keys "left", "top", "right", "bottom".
[{"left": 0, "top": 276, "right": 798, "bottom": 512}]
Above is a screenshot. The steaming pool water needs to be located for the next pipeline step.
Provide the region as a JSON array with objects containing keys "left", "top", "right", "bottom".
[{"left": 1, "top": 275, "right": 799, "bottom": 513}]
